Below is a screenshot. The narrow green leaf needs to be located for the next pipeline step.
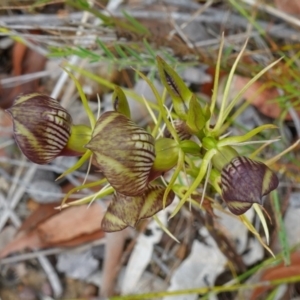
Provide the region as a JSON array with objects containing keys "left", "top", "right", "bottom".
[
  {"left": 239, "top": 214, "right": 275, "bottom": 257},
  {"left": 207, "top": 33, "right": 224, "bottom": 129},
  {"left": 169, "top": 148, "right": 217, "bottom": 219},
  {"left": 213, "top": 38, "right": 249, "bottom": 133},
  {"left": 58, "top": 186, "right": 114, "bottom": 208},
  {"left": 163, "top": 149, "right": 185, "bottom": 209},
  {"left": 217, "top": 124, "right": 277, "bottom": 147},
  {"left": 156, "top": 56, "right": 193, "bottom": 120},
  {"left": 62, "top": 67, "right": 96, "bottom": 128},
  {"left": 114, "top": 44, "right": 128, "bottom": 59},
  {"left": 253, "top": 204, "right": 270, "bottom": 245},
  {"left": 78, "top": 47, "right": 100, "bottom": 62},
  {"left": 122, "top": 44, "right": 143, "bottom": 62},
  {"left": 122, "top": 10, "right": 150, "bottom": 35},
  {"left": 272, "top": 191, "right": 290, "bottom": 265},
  {"left": 186, "top": 95, "right": 205, "bottom": 134},
  {"left": 60, "top": 178, "right": 107, "bottom": 207},
  {"left": 143, "top": 39, "right": 156, "bottom": 59},
  {"left": 96, "top": 39, "right": 115, "bottom": 60},
  {"left": 133, "top": 67, "right": 180, "bottom": 142},
  {"left": 215, "top": 57, "right": 282, "bottom": 135},
  {"left": 66, "top": 0, "right": 112, "bottom": 25},
  {"left": 153, "top": 215, "right": 180, "bottom": 243}
]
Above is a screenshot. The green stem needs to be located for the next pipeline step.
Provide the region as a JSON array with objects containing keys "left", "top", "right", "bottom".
[
  {"left": 169, "top": 148, "right": 217, "bottom": 219},
  {"left": 110, "top": 275, "right": 300, "bottom": 300}
]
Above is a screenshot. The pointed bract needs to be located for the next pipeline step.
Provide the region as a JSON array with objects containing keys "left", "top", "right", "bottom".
[
  {"left": 112, "top": 86, "right": 131, "bottom": 118},
  {"left": 221, "top": 156, "right": 279, "bottom": 215},
  {"left": 156, "top": 56, "right": 193, "bottom": 120},
  {"left": 151, "top": 138, "right": 179, "bottom": 176},
  {"left": 186, "top": 95, "right": 206, "bottom": 134}
]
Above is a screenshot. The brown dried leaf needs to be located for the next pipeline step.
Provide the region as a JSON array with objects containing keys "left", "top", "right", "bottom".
[
  {"left": 37, "top": 204, "right": 104, "bottom": 244},
  {"left": 19, "top": 203, "right": 58, "bottom": 232},
  {"left": 231, "top": 76, "right": 283, "bottom": 119},
  {"left": 57, "top": 230, "right": 105, "bottom": 247},
  {"left": 250, "top": 251, "right": 300, "bottom": 299},
  {"left": 0, "top": 230, "right": 43, "bottom": 258},
  {"left": 0, "top": 204, "right": 105, "bottom": 258},
  {"left": 274, "top": 0, "right": 300, "bottom": 15},
  {"left": 0, "top": 41, "right": 47, "bottom": 109}
]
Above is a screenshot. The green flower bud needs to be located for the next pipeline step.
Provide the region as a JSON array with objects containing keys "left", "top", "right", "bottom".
[
  {"left": 149, "top": 138, "right": 179, "bottom": 180},
  {"left": 101, "top": 184, "right": 175, "bottom": 232},
  {"left": 86, "top": 111, "right": 155, "bottom": 196},
  {"left": 202, "top": 136, "right": 218, "bottom": 150},
  {"left": 6, "top": 93, "right": 72, "bottom": 164},
  {"left": 179, "top": 140, "right": 201, "bottom": 155},
  {"left": 63, "top": 124, "right": 92, "bottom": 156},
  {"left": 221, "top": 156, "right": 279, "bottom": 215}
]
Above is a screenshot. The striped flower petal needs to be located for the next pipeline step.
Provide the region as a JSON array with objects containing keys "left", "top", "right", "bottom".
[
  {"left": 221, "top": 156, "right": 279, "bottom": 215},
  {"left": 101, "top": 184, "right": 175, "bottom": 232},
  {"left": 6, "top": 93, "right": 72, "bottom": 164},
  {"left": 86, "top": 111, "right": 155, "bottom": 196}
]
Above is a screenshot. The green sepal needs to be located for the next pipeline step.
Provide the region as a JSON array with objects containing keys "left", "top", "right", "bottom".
[
  {"left": 151, "top": 138, "right": 179, "bottom": 173},
  {"left": 156, "top": 56, "right": 192, "bottom": 120},
  {"left": 209, "top": 168, "right": 221, "bottom": 194},
  {"left": 63, "top": 124, "right": 92, "bottom": 155},
  {"left": 179, "top": 140, "right": 201, "bottom": 155},
  {"left": 112, "top": 86, "right": 131, "bottom": 118},
  {"left": 203, "top": 103, "right": 212, "bottom": 122},
  {"left": 186, "top": 95, "right": 206, "bottom": 134},
  {"left": 101, "top": 185, "right": 175, "bottom": 232}
]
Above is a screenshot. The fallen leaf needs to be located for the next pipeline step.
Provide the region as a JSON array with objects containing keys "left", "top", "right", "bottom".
[
  {"left": 0, "top": 41, "right": 47, "bottom": 109},
  {"left": 0, "top": 203, "right": 105, "bottom": 258},
  {"left": 274, "top": 0, "right": 300, "bottom": 15},
  {"left": 0, "top": 110, "right": 13, "bottom": 158},
  {"left": 57, "top": 230, "right": 104, "bottom": 247},
  {"left": 231, "top": 75, "right": 283, "bottom": 119},
  {"left": 0, "top": 230, "right": 43, "bottom": 258},
  {"left": 19, "top": 203, "right": 58, "bottom": 233},
  {"left": 250, "top": 251, "right": 300, "bottom": 299},
  {"left": 38, "top": 204, "right": 104, "bottom": 244}
]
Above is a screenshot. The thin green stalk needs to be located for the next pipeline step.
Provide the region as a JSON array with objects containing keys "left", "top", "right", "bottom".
[
  {"left": 62, "top": 67, "right": 96, "bottom": 128},
  {"left": 213, "top": 38, "right": 249, "bottom": 133},
  {"left": 272, "top": 190, "right": 290, "bottom": 266},
  {"left": 207, "top": 33, "right": 224, "bottom": 129},
  {"left": 169, "top": 148, "right": 217, "bottom": 219},
  {"left": 110, "top": 275, "right": 300, "bottom": 300},
  {"left": 216, "top": 58, "right": 282, "bottom": 136}
]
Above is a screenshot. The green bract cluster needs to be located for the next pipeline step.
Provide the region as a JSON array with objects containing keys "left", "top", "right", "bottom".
[{"left": 6, "top": 52, "right": 280, "bottom": 234}]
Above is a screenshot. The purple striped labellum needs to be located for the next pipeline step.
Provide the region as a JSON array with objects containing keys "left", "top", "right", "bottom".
[
  {"left": 221, "top": 156, "right": 279, "bottom": 215},
  {"left": 85, "top": 111, "right": 156, "bottom": 196},
  {"left": 6, "top": 93, "right": 72, "bottom": 164}
]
